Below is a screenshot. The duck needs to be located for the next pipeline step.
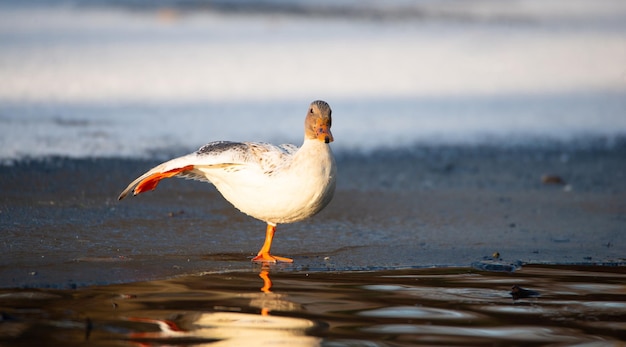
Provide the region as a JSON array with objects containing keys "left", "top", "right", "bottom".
[{"left": 118, "top": 100, "right": 336, "bottom": 263}]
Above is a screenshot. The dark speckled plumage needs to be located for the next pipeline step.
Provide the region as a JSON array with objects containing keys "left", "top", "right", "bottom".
[{"left": 197, "top": 141, "right": 248, "bottom": 155}]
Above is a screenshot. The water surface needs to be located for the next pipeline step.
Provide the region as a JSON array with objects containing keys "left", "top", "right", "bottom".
[{"left": 1, "top": 265, "right": 625, "bottom": 346}]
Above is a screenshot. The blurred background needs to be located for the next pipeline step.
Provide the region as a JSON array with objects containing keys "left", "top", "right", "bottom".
[{"left": 1, "top": 0, "right": 625, "bottom": 160}]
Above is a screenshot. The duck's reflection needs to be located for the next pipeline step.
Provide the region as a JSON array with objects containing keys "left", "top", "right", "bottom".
[
  {"left": 128, "top": 267, "right": 320, "bottom": 347},
  {"left": 259, "top": 268, "right": 272, "bottom": 294},
  {"left": 259, "top": 267, "right": 273, "bottom": 317}
]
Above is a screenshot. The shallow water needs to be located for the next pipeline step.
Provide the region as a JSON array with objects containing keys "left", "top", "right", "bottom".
[{"left": 1, "top": 265, "right": 625, "bottom": 346}]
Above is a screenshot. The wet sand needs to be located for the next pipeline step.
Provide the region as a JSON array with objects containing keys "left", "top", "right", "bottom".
[{"left": 1, "top": 142, "right": 625, "bottom": 288}]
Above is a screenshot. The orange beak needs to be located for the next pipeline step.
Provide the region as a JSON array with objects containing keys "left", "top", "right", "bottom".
[{"left": 315, "top": 119, "right": 334, "bottom": 143}]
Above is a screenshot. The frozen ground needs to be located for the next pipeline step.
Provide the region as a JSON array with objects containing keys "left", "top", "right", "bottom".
[{"left": 0, "top": 0, "right": 625, "bottom": 160}]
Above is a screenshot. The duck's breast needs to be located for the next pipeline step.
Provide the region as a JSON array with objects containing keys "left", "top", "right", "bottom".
[{"left": 208, "top": 141, "right": 336, "bottom": 224}]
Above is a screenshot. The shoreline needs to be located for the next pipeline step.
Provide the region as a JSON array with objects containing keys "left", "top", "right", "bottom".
[{"left": 1, "top": 143, "right": 625, "bottom": 288}]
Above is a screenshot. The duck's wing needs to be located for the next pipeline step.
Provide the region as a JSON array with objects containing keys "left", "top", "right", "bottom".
[{"left": 117, "top": 141, "right": 297, "bottom": 200}]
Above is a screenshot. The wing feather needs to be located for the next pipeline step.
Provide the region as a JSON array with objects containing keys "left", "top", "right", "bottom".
[{"left": 118, "top": 140, "right": 299, "bottom": 200}]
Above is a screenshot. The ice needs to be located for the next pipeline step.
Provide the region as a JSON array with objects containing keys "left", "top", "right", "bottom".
[{"left": 0, "top": 0, "right": 625, "bottom": 160}]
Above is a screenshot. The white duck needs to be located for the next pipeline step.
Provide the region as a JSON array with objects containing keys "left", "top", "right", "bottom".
[{"left": 118, "top": 100, "right": 336, "bottom": 263}]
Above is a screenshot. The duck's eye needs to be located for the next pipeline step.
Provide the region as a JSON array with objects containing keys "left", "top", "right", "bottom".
[{"left": 309, "top": 108, "right": 314, "bottom": 114}]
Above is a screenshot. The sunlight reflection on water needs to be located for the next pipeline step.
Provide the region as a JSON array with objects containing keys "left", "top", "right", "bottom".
[{"left": 128, "top": 313, "right": 320, "bottom": 347}]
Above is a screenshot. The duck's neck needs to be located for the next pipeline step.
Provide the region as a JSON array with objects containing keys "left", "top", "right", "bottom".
[
  {"left": 292, "top": 139, "right": 333, "bottom": 170},
  {"left": 299, "top": 138, "right": 331, "bottom": 154}
]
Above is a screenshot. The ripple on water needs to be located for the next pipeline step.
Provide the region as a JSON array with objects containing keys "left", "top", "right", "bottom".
[
  {"left": 359, "top": 305, "right": 482, "bottom": 321},
  {"left": 361, "top": 284, "right": 510, "bottom": 303},
  {"left": 361, "top": 325, "right": 589, "bottom": 344},
  {"left": 0, "top": 265, "right": 625, "bottom": 346}
]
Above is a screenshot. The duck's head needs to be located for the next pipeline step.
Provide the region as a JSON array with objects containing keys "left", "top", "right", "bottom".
[{"left": 305, "top": 100, "right": 333, "bottom": 144}]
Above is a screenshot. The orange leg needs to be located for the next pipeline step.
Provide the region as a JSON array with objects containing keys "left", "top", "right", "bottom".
[{"left": 252, "top": 224, "right": 293, "bottom": 263}]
